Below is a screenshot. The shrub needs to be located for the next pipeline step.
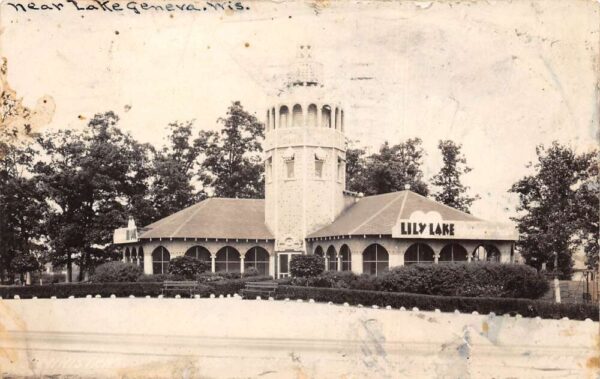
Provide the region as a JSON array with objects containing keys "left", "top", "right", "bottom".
[
  {"left": 290, "top": 255, "right": 324, "bottom": 278},
  {"left": 275, "top": 285, "right": 598, "bottom": 321},
  {"left": 168, "top": 256, "right": 209, "bottom": 279},
  {"left": 378, "top": 263, "right": 549, "bottom": 299},
  {"left": 243, "top": 267, "right": 260, "bottom": 277},
  {"left": 207, "top": 275, "right": 273, "bottom": 296},
  {"left": 90, "top": 262, "right": 143, "bottom": 283},
  {"left": 137, "top": 274, "right": 176, "bottom": 282}
]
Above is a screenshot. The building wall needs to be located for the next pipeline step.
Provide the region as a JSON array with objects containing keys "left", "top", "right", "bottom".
[
  {"left": 122, "top": 240, "right": 276, "bottom": 276},
  {"left": 306, "top": 237, "right": 514, "bottom": 274}
]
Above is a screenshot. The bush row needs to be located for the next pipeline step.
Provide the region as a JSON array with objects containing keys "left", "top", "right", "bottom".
[
  {"left": 208, "top": 276, "right": 274, "bottom": 296},
  {"left": 0, "top": 282, "right": 168, "bottom": 299},
  {"left": 290, "top": 263, "right": 550, "bottom": 299},
  {"left": 275, "top": 285, "right": 598, "bottom": 321}
]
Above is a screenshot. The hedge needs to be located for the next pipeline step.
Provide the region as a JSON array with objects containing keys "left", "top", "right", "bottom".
[
  {"left": 275, "top": 285, "right": 599, "bottom": 321},
  {"left": 291, "top": 263, "right": 550, "bottom": 299},
  {"left": 207, "top": 276, "right": 274, "bottom": 296},
  {"left": 0, "top": 282, "right": 211, "bottom": 299}
]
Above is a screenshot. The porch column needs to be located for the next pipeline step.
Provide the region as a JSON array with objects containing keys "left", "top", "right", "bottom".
[
  {"left": 269, "top": 254, "right": 276, "bottom": 278},
  {"left": 143, "top": 249, "right": 152, "bottom": 275},
  {"left": 240, "top": 257, "right": 245, "bottom": 274},
  {"left": 211, "top": 254, "right": 216, "bottom": 273},
  {"left": 337, "top": 254, "right": 341, "bottom": 271},
  {"left": 122, "top": 249, "right": 126, "bottom": 263}
]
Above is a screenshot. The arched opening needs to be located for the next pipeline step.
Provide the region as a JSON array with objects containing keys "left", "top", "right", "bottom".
[
  {"left": 215, "top": 246, "right": 241, "bottom": 273},
  {"left": 404, "top": 243, "right": 434, "bottom": 265},
  {"left": 185, "top": 246, "right": 211, "bottom": 262},
  {"left": 439, "top": 244, "right": 468, "bottom": 263},
  {"left": 152, "top": 246, "right": 170, "bottom": 274},
  {"left": 307, "top": 104, "right": 317, "bottom": 127},
  {"left": 334, "top": 108, "right": 339, "bottom": 130},
  {"left": 340, "top": 244, "right": 351, "bottom": 271},
  {"left": 131, "top": 247, "right": 137, "bottom": 264},
  {"left": 124, "top": 248, "right": 130, "bottom": 263},
  {"left": 326, "top": 246, "right": 337, "bottom": 271},
  {"left": 362, "top": 244, "right": 389, "bottom": 276},
  {"left": 245, "top": 247, "right": 270, "bottom": 275},
  {"left": 314, "top": 246, "right": 324, "bottom": 257},
  {"left": 321, "top": 105, "right": 331, "bottom": 128},
  {"left": 138, "top": 247, "right": 144, "bottom": 267},
  {"left": 279, "top": 106, "right": 289, "bottom": 128},
  {"left": 292, "top": 104, "right": 303, "bottom": 127},
  {"left": 271, "top": 108, "right": 276, "bottom": 129},
  {"left": 473, "top": 244, "right": 501, "bottom": 262},
  {"left": 266, "top": 111, "right": 270, "bottom": 131}
]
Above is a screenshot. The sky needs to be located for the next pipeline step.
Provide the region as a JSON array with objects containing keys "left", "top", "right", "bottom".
[{"left": 2, "top": 0, "right": 598, "bottom": 223}]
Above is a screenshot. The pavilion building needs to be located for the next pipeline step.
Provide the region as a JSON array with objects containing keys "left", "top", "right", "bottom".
[{"left": 113, "top": 45, "right": 518, "bottom": 278}]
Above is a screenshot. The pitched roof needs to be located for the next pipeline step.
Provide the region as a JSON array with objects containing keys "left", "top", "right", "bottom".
[
  {"left": 139, "top": 198, "right": 273, "bottom": 240},
  {"left": 308, "top": 191, "right": 482, "bottom": 238}
]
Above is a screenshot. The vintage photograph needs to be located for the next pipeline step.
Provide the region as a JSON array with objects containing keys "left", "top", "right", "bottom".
[{"left": 0, "top": 0, "right": 598, "bottom": 377}]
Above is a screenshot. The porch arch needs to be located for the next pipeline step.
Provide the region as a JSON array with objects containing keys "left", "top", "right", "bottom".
[
  {"left": 362, "top": 244, "right": 389, "bottom": 276},
  {"left": 152, "top": 246, "right": 170, "bottom": 274},
  {"left": 404, "top": 243, "right": 434, "bottom": 265}
]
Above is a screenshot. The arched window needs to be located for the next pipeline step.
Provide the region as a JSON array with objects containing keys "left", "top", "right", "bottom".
[
  {"left": 314, "top": 246, "right": 324, "bottom": 257},
  {"left": 185, "top": 246, "right": 211, "bottom": 262},
  {"left": 307, "top": 104, "right": 317, "bottom": 127},
  {"left": 279, "top": 106, "right": 289, "bottom": 128},
  {"left": 271, "top": 108, "right": 276, "bottom": 129},
  {"left": 266, "top": 111, "right": 270, "bottom": 131},
  {"left": 292, "top": 104, "right": 303, "bottom": 127},
  {"left": 334, "top": 108, "right": 339, "bottom": 130},
  {"left": 124, "top": 248, "right": 130, "bottom": 263},
  {"left": 439, "top": 244, "right": 467, "bottom": 263},
  {"left": 245, "top": 247, "right": 270, "bottom": 275},
  {"left": 215, "top": 246, "right": 241, "bottom": 273},
  {"left": 138, "top": 247, "right": 144, "bottom": 267},
  {"left": 321, "top": 105, "right": 331, "bottom": 128},
  {"left": 340, "top": 244, "right": 351, "bottom": 271},
  {"left": 362, "top": 244, "right": 389, "bottom": 276},
  {"left": 404, "top": 243, "right": 434, "bottom": 265},
  {"left": 131, "top": 247, "right": 138, "bottom": 264},
  {"left": 152, "top": 246, "right": 170, "bottom": 274},
  {"left": 326, "top": 246, "right": 337, "bottom": 271},
  {"left": 473, "top": 244, "right": 501, "bottom": 262}
]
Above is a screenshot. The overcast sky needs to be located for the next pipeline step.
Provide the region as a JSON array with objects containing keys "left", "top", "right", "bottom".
[{"left": 2, "top": 0, "right": 598, "bottom": 223}]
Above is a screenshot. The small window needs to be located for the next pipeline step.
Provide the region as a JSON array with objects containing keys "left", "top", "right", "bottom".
[
  {"left": 315, "top": 159, "right": 324, "bottom": 178},
  {"left": 285, "top": 158, "right": 295, "bottom": 179},
  {"left": 266, "top": 158, "right": 273, "bottom": 182},
  {"left": 337, "top": 158, "right": 344, "bottom": 182}
]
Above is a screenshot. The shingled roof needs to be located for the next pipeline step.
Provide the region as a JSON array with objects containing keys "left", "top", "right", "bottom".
[
  {"left": 139, "top": 198, "right": 273, "bottom": 240},
  {"left": 308, "top": 191, "right": 482, "bottom": 238}
]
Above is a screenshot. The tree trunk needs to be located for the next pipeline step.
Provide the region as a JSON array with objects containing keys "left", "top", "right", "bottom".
[{"left": 66, "top": 252, "right": 72, "bottom": 283}]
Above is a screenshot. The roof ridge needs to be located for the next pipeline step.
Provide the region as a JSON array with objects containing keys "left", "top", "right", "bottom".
[
  {"left": 169, "top": 198, "right": 212, "bottom": 238},
  {"left": 394, "top": 191, "right": 410, "bottom": 226},
  {"left": 347, "top": 192, "right": 405, "bottom": 235}
]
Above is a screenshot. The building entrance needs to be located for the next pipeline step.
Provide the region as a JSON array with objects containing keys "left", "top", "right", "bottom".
[{"left": 277, "top": 252, "right": 301, "bottom": 279}]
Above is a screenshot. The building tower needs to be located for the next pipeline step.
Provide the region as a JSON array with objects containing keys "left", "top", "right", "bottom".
[{"left": 264, "top": 45, "right": 348, "bottom": 257}]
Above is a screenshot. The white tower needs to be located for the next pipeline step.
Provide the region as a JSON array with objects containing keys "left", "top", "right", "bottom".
[{"left": 264, "top": 45, "right": 347, "bottom": 255}]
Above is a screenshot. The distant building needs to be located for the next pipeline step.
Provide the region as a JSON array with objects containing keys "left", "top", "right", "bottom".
[{"left": 114, "top": 45, "right": 518, "bottom": 278}]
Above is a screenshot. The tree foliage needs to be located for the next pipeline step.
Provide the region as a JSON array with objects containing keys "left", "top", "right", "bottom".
[
  {"left": 34, "top": 112, "right": 153, "bottom": 281},
  {"left": 167, "top": 255, "right": 210, "bottom": 280},
  {"left": 346, "top": 139, "right": 429, "bottom": 196},
  {"left": 510, "top": 142, "right": 598, "bottom": 278},
  {"left": 199, "top": 101, "right": 264, "bottom": 198},
  {"left": 150, "top": 121, "right": 207, "bottom": 220},
  {"left": 431, "top": 140, "right": 479, "bottom": 213}
]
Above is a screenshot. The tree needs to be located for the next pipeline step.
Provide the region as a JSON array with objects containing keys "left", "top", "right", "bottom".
[
  {"left": 10, "top": 250, "right": 41, "bottom": 283},
  {"left": 572, "top": 152, "right": 599, "bottom": 269},
  {"left": 510, "top": 142, "right": 596, "bottom": 279},
  {"left": 345, "top": 144, "right": 369, "bottom": 194},
  {"left": 357, "top": 139, "right": 429, "bottom": 196},
  {"left": 431, "top": 140, "right": 479, "bottom": 213},
  {"left": 35, "top": 112, "right": 153, "bottom": 281},
  {"left": 150, "top": 121, "right": 207, "bottom": 220},
  {"left": 199, "top": 101, "right": 265, "bottom": 198}
]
